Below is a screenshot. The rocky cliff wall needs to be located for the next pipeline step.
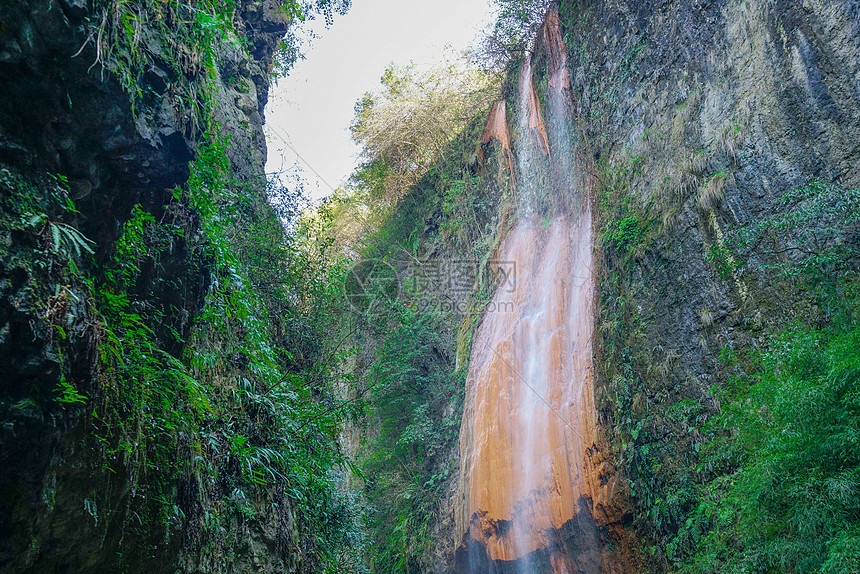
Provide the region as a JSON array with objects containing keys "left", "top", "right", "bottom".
[
  {"left": 0, "top": 0, "right": 332, "bottom": 571},
  {"left": 443, "top": 0, "right": 860, "bottom": 571},
  {"left": 554, "top": 0, "right": 860, "bottom": 569}
]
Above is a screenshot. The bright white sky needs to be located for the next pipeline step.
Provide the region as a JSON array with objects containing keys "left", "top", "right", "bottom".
[{"left": 264, "top": 0, "right": 494, "bottom": 202}]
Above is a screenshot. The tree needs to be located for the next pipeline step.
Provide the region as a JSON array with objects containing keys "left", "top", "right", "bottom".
[
  {"left": 349, "top": 51, "right": 500, "bottom": 205},
  {"left": 479, "top": 0, "right": 552, "bottom": 67}
]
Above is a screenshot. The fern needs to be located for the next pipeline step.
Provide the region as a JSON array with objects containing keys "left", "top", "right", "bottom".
[{"left": 48, "top": 221, "right": 95, "bottom": 259}]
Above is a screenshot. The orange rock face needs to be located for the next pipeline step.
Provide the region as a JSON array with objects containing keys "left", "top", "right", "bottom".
[
  {"left": 455, "top": 212, "right": 598, "bottom": 570},
  {"left": 453, "top": 6, "right": 630, "bottom": 573},
  {"left": 480, "top": 100, "right": 516, "bottom": 187},
  {"left": 521, "top": 72, "right": 551, "bottom": 158},
  {"left": 542, "top": 7, "right": 570, "bottom": 91}
]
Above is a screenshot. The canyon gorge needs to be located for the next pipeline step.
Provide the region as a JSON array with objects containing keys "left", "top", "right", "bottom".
[{"left": 1, "top": 0, "right": 859, "bottom": 573}]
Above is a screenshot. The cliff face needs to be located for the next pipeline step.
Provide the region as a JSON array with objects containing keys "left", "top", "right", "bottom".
[
  {"left": 0, "top": 0, "right": 327, "bottom": 571},
  {"left": 564, "top": 0, "right": 860, "bottom": 339},
  {"left": 446, "top": 0, "right": 860, "bottom": 571},
  {"left": 562, "top": 0, "right": 859, "bottom": 569}
]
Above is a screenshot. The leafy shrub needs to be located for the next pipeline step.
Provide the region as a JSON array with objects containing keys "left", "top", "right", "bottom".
[{"left": 602, "top": 215, "right": 644, "bottom": 254}]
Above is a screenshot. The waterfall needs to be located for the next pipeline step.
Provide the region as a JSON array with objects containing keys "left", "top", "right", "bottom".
[{"left": 456, "top": 8, "right": 603, "bottom": 573}]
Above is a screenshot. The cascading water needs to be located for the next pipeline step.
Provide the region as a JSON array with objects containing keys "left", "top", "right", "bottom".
[{"left": 455, "top": 8, "right": 608, "bottom": 573}]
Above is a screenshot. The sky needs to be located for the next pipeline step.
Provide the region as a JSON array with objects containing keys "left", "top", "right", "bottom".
[{"left": 264, "top": 0, "right": 494, "bottom": 202}]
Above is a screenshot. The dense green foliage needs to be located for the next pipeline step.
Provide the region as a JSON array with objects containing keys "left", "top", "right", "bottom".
[
  {"left": 0, "top": 0, "right": 368, "bottom": 568},
  {"left": 72, "top": 136, "right": 366, "bottom": 569},
  {"left": 675, "top": 182, "right": 860, "bottom": 573},
  {"left": 681, "top": 322, "right": 860, "bottom": 573},
  {"left": 360, "top": 306, "right": 463, "bottom": 574},
  {"left": 89, "top": 0, "right": 369, "bottom": 565},
  {"left": 295, "top": 54, "right": 509, "bottom": 572}
]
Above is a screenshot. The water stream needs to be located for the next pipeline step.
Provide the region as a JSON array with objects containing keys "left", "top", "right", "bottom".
[{"left": 457, "top": 9, "right": 603, "bottom": 573}]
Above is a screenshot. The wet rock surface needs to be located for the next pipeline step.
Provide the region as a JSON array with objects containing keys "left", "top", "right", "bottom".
[{"left": 449, "top": 0, "right": 860, "bottom": 572}]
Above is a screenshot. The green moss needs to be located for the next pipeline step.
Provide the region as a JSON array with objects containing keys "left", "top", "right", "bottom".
[{"left": 602, "top": 215, "right": 645, "bottom": 254}]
